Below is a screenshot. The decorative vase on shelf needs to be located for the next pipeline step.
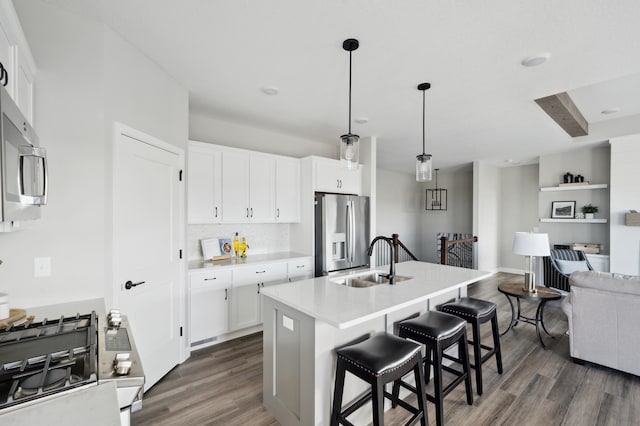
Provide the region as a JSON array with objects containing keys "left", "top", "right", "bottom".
[{"left": 585, "top": 213, "right": 595, "bottom": 220}]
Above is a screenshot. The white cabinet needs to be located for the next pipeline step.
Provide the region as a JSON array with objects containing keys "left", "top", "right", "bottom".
[
  {"left": 187, "top": 143, "right": 222, "bottom": 224},
  {"left": 287, "top": 257, "right": 313, "bottom": 282},
  {"left": 0, "top": 3, "right": 35, "bottom": 124},
  {"left": 189, "top": 269, "right": 231, "bottom": 345},
  {"left": 275, "top": 158, "right": 300, "bottom": 222},
  {"left": 230, "top": 262, "right": 287, "bottom": 330},
  {"left": 222, "top": 151, "right": 275, "bottom": 223},
  {"left": 315, "top": 157, "right": 361, "bottom": 194}
]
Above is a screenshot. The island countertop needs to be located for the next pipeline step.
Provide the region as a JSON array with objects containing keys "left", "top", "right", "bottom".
[{"left": 260, "top": 260, "right": 492, "bottom": 329}]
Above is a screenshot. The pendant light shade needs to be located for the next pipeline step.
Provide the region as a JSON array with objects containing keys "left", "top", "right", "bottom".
[
  {"left": 416, "top": 82, "right": 432, "bottom": 182},
  {"left": 340, "top": 39, "right": 360, "bottom": 170}
]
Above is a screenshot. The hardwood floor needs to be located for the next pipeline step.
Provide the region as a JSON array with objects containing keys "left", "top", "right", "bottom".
[{"left": 132, "top": 273, "right": 640, "bottom": 425}]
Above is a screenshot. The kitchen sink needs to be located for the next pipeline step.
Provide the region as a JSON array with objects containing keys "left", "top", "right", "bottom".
[{"left": 331, "top": 272, "right": 413, "bottom": 288}]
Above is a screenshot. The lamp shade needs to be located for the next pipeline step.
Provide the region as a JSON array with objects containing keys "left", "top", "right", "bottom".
[{"left": 512, "top": 232, "right": 550, "bottom": 257}]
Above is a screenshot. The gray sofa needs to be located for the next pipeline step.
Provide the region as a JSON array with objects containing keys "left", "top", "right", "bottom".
[{"left": 562, "top": 271, "right": 640, "bottom": 376}]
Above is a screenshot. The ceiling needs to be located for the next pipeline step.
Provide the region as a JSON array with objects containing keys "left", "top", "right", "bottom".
[{"left": 41, "top": 0, "right": 640, "bottom": 173}]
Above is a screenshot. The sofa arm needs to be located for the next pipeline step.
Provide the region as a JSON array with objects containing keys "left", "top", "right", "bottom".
[{"left": 569, "top": 271, "right": 640, "bottom": 296}]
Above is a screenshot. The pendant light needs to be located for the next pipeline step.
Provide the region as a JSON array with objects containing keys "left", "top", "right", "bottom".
[
  {"left": 426, "top": 169, "right": 448, "bottom": 211},
  {"left": 416, "top": 82, "right": 433, "bottom": 182},
  {"left": 340, "top": 38, "right": 360, "bottom": 170}
]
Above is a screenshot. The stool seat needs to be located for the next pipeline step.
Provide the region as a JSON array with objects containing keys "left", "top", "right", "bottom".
[
  {"left": 337, "top": 333, "right": 422, "bottom": 377},
  {"left": 332, "top": 333, "right": 428, "bottom": 426},
  {"left": 440, "top": 297, "right": 496, "bottom": 321},
  {"left": 398, "top": 311, "right": 466, "bottom": 342}
]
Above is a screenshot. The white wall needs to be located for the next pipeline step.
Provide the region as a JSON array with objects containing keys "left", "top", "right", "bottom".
[
  {"left": 419, "top": 168, "right": 474, "bottom": 263},
  {"left": 0, "top": 2, "right": 188, "bottom": 308},
  {"left": 609, "top": 135, "right": 640, "bottom": 275},
  {"left": 376, "top": 170, "right": 422, "bottom": 259},
  {"left": 473, "top": 161, "right": 500, "bottom": 272},
  {"left": 499, "top": 164, "right": 539, "bottom": 271}
]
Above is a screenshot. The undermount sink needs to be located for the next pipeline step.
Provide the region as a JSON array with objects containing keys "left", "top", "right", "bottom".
[{"left": 331, "top": 272, "right": 413, "bottom": 288}]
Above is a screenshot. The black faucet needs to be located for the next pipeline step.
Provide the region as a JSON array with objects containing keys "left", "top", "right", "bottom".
[{"left": 367, "top": 236, "right": 396, "bottom": 285}]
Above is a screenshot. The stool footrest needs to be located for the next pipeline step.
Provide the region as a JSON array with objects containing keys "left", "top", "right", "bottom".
[{"left": 339, "top": 391, "right": 372, "bottom": 419}]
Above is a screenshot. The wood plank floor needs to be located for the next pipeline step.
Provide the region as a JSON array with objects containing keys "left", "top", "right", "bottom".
[{"left": 132, "top": 273, "right": 640, "bottom": 425}]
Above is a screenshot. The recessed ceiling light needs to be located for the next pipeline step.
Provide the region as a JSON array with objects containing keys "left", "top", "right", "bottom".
[
  {"left": 261, "top": 86, "right": 280, "bottom": 95},
  {"left": 354, "top": 117, "right": 369, "bottom": 124},
  {"left": 601, "top": 107, "right": 621, "bottom": 115},
  {"left": 521, "top": 53, "right": 551, "bottom": 67}
]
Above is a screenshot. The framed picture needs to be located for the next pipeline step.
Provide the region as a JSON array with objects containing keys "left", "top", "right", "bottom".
[
  {"left": 551, "top": 201, "right": 576, "bottom": 219},
  {"left": 201, "top": 237, "right": 232, "bottom": 261}
]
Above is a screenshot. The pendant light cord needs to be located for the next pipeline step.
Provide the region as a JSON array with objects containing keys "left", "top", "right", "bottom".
[
  {"left": 348, "top": 50, "right": 352, "bottom": 135},
  {"left": 422, "top": 88, "right": 426, "bottom": 155}
]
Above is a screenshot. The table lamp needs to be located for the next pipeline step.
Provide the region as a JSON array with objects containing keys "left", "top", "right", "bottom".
[{"left": 512, "top": 232, "right": 550, "bottom": 293}]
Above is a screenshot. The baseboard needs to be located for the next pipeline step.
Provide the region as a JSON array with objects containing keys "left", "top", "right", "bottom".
[{"left": 498, "top": 267, "right": 524, "bottom": 275}]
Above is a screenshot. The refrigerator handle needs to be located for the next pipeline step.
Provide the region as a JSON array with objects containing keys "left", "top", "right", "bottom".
[
  {"left": 350, "top": 200, "right": 356, "bottom": 263},
  {"left": 345, "top": 201, "right": 351, "bottom": 263}
]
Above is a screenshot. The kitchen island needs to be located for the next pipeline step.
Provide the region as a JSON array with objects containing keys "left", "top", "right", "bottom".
[{"left": 260, "top": 261, "right": 492, "bottom": 426}]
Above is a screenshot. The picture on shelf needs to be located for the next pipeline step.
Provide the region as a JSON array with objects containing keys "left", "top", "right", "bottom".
[
  {"left": 219, "top": 238, "right": 233, "bottom": 255},
  {"left": 551, "top": 201, "right": 576, "bottom": 219}
]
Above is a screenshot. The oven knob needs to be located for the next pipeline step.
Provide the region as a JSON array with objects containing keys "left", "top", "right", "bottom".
[
  {"left": 115, "top": 360, "right": 132, "bottom": 376},
  {"left": 114, "top": 353, "right": 130, "bottom": 363},
  {"left": 108, "top": 316, "right": 122, "bottom": 328}
]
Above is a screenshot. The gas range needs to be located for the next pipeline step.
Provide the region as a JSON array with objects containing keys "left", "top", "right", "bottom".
[{"left": 0, "top": 308, "right": 144, "bottom": 420}]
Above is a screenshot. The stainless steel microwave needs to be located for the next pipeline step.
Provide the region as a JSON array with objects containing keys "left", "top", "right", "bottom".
[{"left": 0, "top": 85, "right": 47, "bottom": 225}]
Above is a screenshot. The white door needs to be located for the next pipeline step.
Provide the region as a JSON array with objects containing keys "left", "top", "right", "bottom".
[{"left": 114, "top": 125, "right": 183, "bottom": 390}]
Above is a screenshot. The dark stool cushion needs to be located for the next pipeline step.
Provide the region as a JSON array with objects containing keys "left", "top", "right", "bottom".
[
  {"left": 397, "top": 311, "right": 466, "bottom": 342},
  {"left": 440, "top": 297, "right": 496, "bottom": 321},
  {"left": 336, "top": 333, "right": 421, "bottom": 377}
]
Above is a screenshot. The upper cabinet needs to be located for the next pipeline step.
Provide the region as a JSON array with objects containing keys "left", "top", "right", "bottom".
[
  {"left": 187, "top": 142, "right": 222, "bottom": 224},
  {"left": 275, "top": 157, "right": 300, "bottom": 222},
  {"left": 222, "top": 150, "right": 276, "bottom": 223},
  {"left": 187, "top": 141, "right": 301, "bottom": 224},
  {"left": 0, "top": 2, "right": 35, "bottom": 125},
  {"left": 314, "top": 157, "right": 361, "bottom": 195}
]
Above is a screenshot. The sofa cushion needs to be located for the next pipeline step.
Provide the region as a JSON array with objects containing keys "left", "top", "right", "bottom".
[
  {"left": 556, "top": 259, "right": 590, "bottom": 275},
  {"left": 569, "top": 271, "right": 640, "bottom": 296}
]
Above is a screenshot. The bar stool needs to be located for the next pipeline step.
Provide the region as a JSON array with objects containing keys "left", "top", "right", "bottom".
[
  {"left": 439, "top": 297, "right": 503, "bottom": 395},
  {"left": 393, "top": 311, "right": 473, "bottom": 426},
  {"left": 331, "top": 333, "right": 428, "bottom": 426}
]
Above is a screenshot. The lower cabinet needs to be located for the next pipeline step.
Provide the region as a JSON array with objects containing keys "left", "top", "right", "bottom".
[
  {"left": 189, "top": 256, "right": 313, "bottom": 347},
  {"left": 189, "top": 270, "right": 231, "bottom": 345},
  {"left": 230, "top": 262, "right": 288, "bottom": 331}
]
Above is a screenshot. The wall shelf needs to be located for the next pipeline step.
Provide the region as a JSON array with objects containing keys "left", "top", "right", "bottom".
[
  {"left": 540, "top": 218, "right": 608, "bottom": 224},
  {"left": 540, "top": 184, "right": 608, "bottom": 192}
]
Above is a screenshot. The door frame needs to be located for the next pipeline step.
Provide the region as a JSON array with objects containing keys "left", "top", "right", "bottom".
[{"left": 111, "top": 122, "right": 188, "bottom": 363}]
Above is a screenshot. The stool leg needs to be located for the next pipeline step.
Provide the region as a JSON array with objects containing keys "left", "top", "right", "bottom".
[
  {"left": 471, "top": 320, "right": 483, "bottom": 395},
  {"left": 391, "top": 377, "right": 400, "bottom": 409},
  {"left": 433, "top": 342, "right": 444, "bottom": 426},
  {"left": 413, "top": 357, "right": 428, "bottom": 426},
  {"left": 331, "top": 361, "right": 346, "bottom": 426},
  {"left": 424, "top": 347, "right": 432, "bottom": 384},
  {"left": 372, "top": 380, "right": 385, "bottom": 426},
  {"left": 459, "top": 333, "right": 473, "bottom": 406},
  {"left": 491, "top": 314, "right": 503, "bottom": 374}
]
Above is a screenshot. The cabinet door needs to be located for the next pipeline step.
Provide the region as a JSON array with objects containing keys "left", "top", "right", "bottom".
[
  {"left": 287, "top": 257, "right": 313, "bottom": 281},
  {"left": 222, "top": 150, "right": 250, "bottom": 223},
  {"left": 0, "top": 24, "right": 14, "bottom": 99},
  {"left": 187, "top": 146, "right": 222, "bottom": 224},
  {"left": 275, "top": 158, "right": 300, "bottom": 222},
  {"left": 14, "top": 48, "right": 33, "bottom": 125},
  {"left": 315, "top": 158, "right": 361, "bottom": 194},
  {"left": 229, "top": 281, "right": 261, "bottom": 330},
  {"left": 189, "top": 270, "right": 231, "bottom": 344},
  {"left": 249, "top": 154, "right": 276, "bottom": 222}
]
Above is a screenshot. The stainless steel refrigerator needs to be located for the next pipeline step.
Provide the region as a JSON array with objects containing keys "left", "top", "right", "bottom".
[{"left": 314, "top": 193, "right": 370, "bottom": 276}]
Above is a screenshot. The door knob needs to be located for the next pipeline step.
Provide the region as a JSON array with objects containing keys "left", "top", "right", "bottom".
[{"left": 124, "top": 280, "right": 146, "bottom": 290}]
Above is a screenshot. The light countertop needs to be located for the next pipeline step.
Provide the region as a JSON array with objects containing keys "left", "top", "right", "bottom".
[
  {"left": 260, "top": 261, "right": 492, "bottom": 329},
  {"left": 188, "top": 251, "right": 311, "bottom": 271}
]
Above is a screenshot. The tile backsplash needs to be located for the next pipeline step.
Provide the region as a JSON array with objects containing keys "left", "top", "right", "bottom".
[{"left": 188, "top": 224, "right": 291, "bottom": 260}]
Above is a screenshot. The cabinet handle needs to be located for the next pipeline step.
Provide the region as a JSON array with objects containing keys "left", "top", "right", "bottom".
[
  {"left": 257, "top": 283, "right": 261, "bottom": 294},
  {"left": 277, "top": 208, "right": 280, "bottom": 218},
  {"left": 215, "top": 206, "right": 218, "bottom": 218},
  {"left": 256, "top": 270, "right": 266, "bottom": 274},
  {"left": 204, "top": 277, "right": 217, "bottom": 281},
  {"left": 296, "top": 265, "right": 304, "bottom": 268},
  {"left": 225, "top": 288, "right": 228, "bottom": 300},
  {"left": 337, "top": 179, "right": 340, "bottom": 188},
  {"left": 250, "top": 208, "right": 253, "bottom": 218},
  {"left": 246, "top": 208, "right": 249, "bottom": 218}
]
